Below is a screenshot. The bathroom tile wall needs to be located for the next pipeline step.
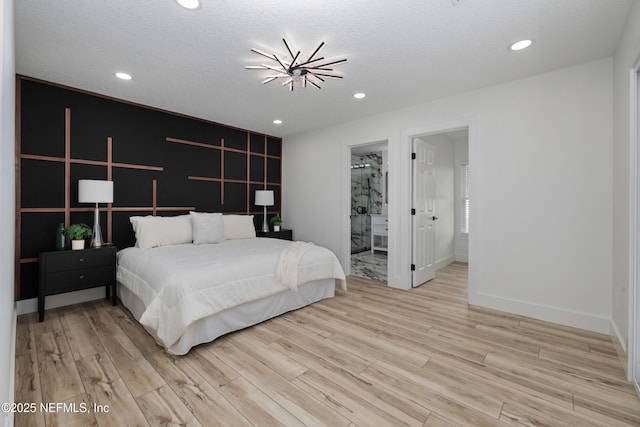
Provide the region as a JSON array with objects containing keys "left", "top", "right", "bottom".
[{"left": 350, "top": 152, "right": 383, "bottom": 253}]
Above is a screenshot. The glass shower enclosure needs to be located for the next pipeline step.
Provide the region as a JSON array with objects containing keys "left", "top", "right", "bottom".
[{"left": 350, "top": 152, "right": 384, "bottom": 253}]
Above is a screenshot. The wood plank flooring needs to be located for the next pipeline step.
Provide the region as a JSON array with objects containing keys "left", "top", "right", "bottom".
[{"left": 14, "top": 262, "right": 640, "bottom": 426}]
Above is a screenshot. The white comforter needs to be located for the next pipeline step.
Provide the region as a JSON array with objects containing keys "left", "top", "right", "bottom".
[{"left": 117, "top": 238, "right": 346, "bottom": 348}]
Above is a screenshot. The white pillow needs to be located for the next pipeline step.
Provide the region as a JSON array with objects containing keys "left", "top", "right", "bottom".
[
  {"left": 190, "top": 211, "right": 225, "bottom": 245},
  {"left": 129, "top": 214, "right": 193, "bottom": 248},
  {"left": 222, "top": 215, "right": 256, "bottom": 239}
]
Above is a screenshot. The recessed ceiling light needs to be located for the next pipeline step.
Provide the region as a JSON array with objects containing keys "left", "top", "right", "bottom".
[
  {"left": 176, "top": 0, "right": 200, "bottom": 9},
  {"left": 353, "top": 92, "right": 366, "bottom": 99},
  {"left": 510, "top": 39, "right": 533, "bottom": 51},
  {"left": 115, "top": 72, "right": 132, "bottom": 80},
  {"left": 273, "top": 119, "right": 283, "bottom": 125}
]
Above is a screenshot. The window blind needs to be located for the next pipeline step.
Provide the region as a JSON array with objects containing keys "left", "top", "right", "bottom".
[{"left": 461, "top": 164, "right": 469, "bottom": 234}]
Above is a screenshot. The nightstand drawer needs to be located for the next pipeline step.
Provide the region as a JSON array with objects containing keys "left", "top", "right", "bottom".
[
  {"left": 44, "top": 249, "right": 113, "bottom": 273},
  {"left": 45, "top": 266, "right": 114, "bottom": 295},
  {"left": 38, "top": 246, "right": 117, "bottom": 321},
  {"left": 256, "top": 229, "right": 293, "bottom": 241}
]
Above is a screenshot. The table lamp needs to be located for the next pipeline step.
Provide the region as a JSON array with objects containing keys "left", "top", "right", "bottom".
[
  {"left": 255, "top": 190, "right": 274, "bottom": 232},
  {"left": 78, "top": 179, "right": 113, "bottom": 247}
]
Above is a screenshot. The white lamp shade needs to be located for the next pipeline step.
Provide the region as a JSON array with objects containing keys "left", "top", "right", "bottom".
[
  {"left": 255, "top": 190, "right": 274, "bottom": 206},
  {"left": 78, "top": 180, "right": 114, "bottom": 204}
]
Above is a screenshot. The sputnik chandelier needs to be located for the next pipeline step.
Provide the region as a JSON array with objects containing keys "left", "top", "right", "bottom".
[{"left": 246, "top": 39, "right": 347, "bottom": 91}]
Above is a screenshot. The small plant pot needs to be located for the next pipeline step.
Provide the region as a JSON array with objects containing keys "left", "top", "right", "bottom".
[
  {"left": 71, "top": 239, "right": 85, "bottom": 250},
  {"left": 273, "top": 225, "right": 281, "bottom": 232}
]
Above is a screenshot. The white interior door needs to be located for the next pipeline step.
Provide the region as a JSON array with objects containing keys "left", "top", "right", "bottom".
[{"left": 412, "top": 138, "right": 436, "bottom": 287}]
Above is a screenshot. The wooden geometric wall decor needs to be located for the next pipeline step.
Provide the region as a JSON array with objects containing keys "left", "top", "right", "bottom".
[{"left": 15, "top": 76, "right": 282, "bottom": 300}]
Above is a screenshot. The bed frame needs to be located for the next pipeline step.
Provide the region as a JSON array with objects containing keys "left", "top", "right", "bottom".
[{"left": 118, "top": 277, "right": 335, "bottom": 355}]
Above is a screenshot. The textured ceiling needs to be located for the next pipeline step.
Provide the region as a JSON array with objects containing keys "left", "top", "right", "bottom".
[{"left": 15, "top": 0, "right": 632, "bottom": 138}]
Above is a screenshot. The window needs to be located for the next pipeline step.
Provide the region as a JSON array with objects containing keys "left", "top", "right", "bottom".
[{"left": 461, "top": 163, "right": 469, "bottom": 235}]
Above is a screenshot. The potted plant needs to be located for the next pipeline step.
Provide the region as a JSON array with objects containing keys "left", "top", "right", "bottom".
[
  {"left": 270, "top": 214, "right": 283, "bottom": 232},
  {"left": 67, "top": 223, "right": 92, "bottom": 250}
]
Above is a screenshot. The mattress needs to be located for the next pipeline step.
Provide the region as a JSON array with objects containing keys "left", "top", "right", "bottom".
[{"left": 116, "top": 238, "right": 346, "bottom": 354}]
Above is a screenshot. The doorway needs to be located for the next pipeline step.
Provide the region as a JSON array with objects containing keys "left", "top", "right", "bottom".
[
  {"left": 411, "top": 129, "right": 469, "bottom": 287},
  {"left": 350, "top": 141, "right": 388, "bottom": 283}
]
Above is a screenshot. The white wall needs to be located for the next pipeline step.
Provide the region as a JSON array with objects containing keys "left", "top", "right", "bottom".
[
  {"left": 284, "top": 57, "right": 613, "bottom": 333},
  {"left": 454, "top": 137, "right": 469, "bottom": 262},
  {"left": 0, "top": 0, "right": 16, "bottom": 425},
  {"left": 612, "top": 0, "right": 640, "bottom": 377}
]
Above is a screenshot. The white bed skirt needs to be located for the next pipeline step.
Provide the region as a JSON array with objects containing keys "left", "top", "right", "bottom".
[{"left": 118, "top": 278, "right": 335, "bottom": 355}]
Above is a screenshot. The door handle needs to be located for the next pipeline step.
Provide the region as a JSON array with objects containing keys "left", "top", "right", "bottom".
[{"left": 432, "top": 216, "right": 438, "bottom": 221}]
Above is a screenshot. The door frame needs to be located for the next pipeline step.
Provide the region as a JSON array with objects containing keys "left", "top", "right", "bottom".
[
  {"left": 341, "top": 139, "right": 389, "bottom": 278},
  {"left": 399, "top": 117, "right": 477, "bottom": 293},
  {"left": 630, "top": 60, "right": 640, "bottom": 395}
]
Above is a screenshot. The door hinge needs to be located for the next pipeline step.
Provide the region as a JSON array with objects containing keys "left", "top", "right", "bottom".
[
  {"left": 411, "top": 208, "right": 416, "bottom": 215},
  {"left": 411, "top": 264, "right": 416, "bottom": 271},
  {"left": 411, "top": 152, "right": 416, "bottom": 160}
]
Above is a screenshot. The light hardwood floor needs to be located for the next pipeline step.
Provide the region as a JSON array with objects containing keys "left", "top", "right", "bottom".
[{"left": 14, "top": 262, "right": 640, "bottom": 426}]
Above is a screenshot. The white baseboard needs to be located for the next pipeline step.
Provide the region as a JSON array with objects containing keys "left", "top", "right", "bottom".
[
  {"left": 469, "top": 291, "right": 610, "bottom": 334},
  {"left": 610, "top": 319, "right": 629, "bottom": 378},
  {"left": 455, "top": 253, "right": 468, "bottom": 262},
  {"left": 435, "top": 255, "right": 455, "bottom": 271},
  {"left": 17, "top": 287, "right": 107, "bottom": 316}
]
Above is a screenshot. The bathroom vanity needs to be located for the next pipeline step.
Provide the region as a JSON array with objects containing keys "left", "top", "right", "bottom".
[{"left": 370, "top": 214, "right": 388, "bottom": 253}]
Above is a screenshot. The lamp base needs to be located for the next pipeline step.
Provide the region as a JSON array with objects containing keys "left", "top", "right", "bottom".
[
  {"left": 91, "top": 204, "right": 104, "bottom": 247},
  {"left": 262, "top": 206, "right": 269, "bottom": 232}
]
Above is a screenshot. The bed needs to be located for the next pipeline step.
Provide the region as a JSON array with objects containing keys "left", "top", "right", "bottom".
[{"left": 116, "top": 213, "right": 346, "bottom": 355}]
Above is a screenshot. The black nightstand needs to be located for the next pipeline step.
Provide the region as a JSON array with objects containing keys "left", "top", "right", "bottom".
[
  {"left": 38, "top": 246, "right": 117, "bottom": 322},
  {"left": 256, "top": 229, "right": 293, "bottom": 241}
]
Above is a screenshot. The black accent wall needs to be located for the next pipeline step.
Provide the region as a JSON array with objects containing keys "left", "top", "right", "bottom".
[{"left": 16, "top": 76, "right": 282, "bottom": 300}]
